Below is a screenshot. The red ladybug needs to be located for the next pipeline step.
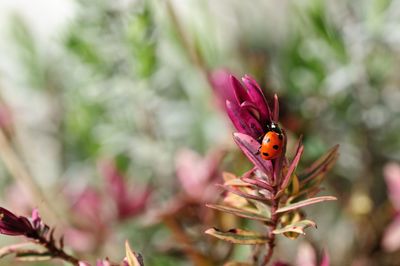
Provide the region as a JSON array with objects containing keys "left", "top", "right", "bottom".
[{"left": 259, "top": 122, "right": 283, "bottom": 160}]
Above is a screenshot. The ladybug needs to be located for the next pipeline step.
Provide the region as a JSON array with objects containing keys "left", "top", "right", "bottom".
[{"left": 259, "top": 122, "right": 284, "bottom": 160}]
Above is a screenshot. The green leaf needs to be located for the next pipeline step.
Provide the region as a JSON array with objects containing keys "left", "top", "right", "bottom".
[
  {"left": 276, "top": 196, "right": 337, "bottom": 213},
  {"left": 273, "top": 220, "right": 316, "bottom": 235},
  {"left": 125, "top": 241, "right": 144, "bottom": 266},
  {"left": 206, "top": 204, "right": 272, "bottom": 223},
  {"left": 205, "top": 228, "right": 268, "bottom": 245}
]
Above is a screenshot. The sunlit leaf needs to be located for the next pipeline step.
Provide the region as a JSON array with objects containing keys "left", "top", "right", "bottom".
[
  {"left": 224, "top": 178, "right": 251, "bottom": 187},
  {"left": 276, "top": 196, "right": 336, "bottom": 213},
  {"left": 205, "top": 228, "right": 268, "bottom": 245},
  {"left": 15, "top": 252, "right": 52, "bottom": 262},
  {"left": 273, "top": 220, "right": 316, "bottom": 235},
  {"left": 224, "top": 261, "right": 253, "bottom": 266},
  {"left": 218, "top": 184, "right": 271, "bottom": 204},
  {"left": 206, "top": 204, "right": 272, "bottom": 223},
  {"left": 125, "top": 241, "right": 144, "bottom": 266}
]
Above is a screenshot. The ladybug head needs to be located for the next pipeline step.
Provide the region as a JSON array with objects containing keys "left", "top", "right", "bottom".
[{"left": 266, "top": 122, "right": 282, "bottom": 134}]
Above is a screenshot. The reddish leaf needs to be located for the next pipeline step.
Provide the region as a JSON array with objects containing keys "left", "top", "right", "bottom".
[
  {"left": 242, "top": 75, "right": 271, "bottom": 124},
  {"left": 240, "top": 101, "right": 260, "bottom": 120},
  {"left": 299, "top": 145, "right": 339, "bottom": 185},
  {"left": 226, "top": 101, "right": 263, "bottom": 139},
  {"left": 231, "top": 75, "right": 251, "bottom": 104},
  {"left": 241, "top": 176, "right": 274, "bottom": 192},
  {"left": 125, "top": 241, "right": 144, "bottom": 266},
  {"left": 278, "top": 145, "right": 304, "bottom": 195},
  {"left": 233, "top": 133, "right": 273, "bottom": 176}
]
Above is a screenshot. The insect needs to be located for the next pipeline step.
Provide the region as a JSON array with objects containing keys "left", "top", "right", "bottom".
[{"left": 259, "top": 122, "right": 284, "bottom": 160}]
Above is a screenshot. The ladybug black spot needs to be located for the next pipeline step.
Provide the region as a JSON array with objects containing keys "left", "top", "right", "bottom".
[
  {"left": 266, "top": 138, "right": 270, "bottom": 143},
  {"left": 263, "top": 152, "right": 269, "bottom": 157},
  {"left": 273, "top": 145, "right": 279, "bottom": 150},
  {"left": 278, "top": 134, "right": 283, "bottom": 140}
]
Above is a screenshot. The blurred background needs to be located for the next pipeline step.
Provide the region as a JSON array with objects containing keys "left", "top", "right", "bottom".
[{"left": 0, "top": 0, "right": 400, "bottom": 265}]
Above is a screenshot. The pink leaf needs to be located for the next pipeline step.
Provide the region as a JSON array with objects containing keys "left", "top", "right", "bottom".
[
  {"left": 233, "top": 133, "right": 273, "bottom": 177},
  {"left": 231, "top": 75, "right": 251, "bottom": 104},
  {"left": 242, "top": 75, "right": 271, "bottom": 124},
  {"left": 279, "top": 145, "right": 304, "bottom": 194},
  {"left": 226, "top": 101, "right": 263, "bottom": 139},
  {"left": 299, "top": 145, "right": 339, "bottom": 185}
]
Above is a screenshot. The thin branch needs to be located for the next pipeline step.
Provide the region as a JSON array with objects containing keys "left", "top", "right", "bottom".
[{"left": 0, "top": 129, "right": 61, "bottom": 224}]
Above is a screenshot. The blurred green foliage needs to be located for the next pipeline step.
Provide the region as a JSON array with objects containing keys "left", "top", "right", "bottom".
[{"left": 1, "top": 0, "right": 400, "bottom": 265}]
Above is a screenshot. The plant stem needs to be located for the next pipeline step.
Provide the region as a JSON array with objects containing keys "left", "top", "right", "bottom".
[
  {"left": 0, "top": 129, "right": 61, "bottom": 225},
  {"left": 36, "top": 235, "right": 80, "bottom": 265},
  {"left": 262, "top": 186, "right": 279, "bottom": 266}
]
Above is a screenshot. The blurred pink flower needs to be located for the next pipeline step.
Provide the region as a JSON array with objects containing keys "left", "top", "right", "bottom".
[
  {"left": 72, "top": 188, "right": 104, "bottom": 225},
  {"left": 96, "top": 258, "right": 111, "bottom": 266},
  {"left": 65, "top": 160, "right": 151, "bottom": 252},
  {"left": 384, "top": 162, "right": 400, "bottom": 210},
  {"left": 175, "top": 148, "right": 224, "bottom": 202},
  {"left": 64, "top": 188, "right": 109, "bottom": 252},
  {"left": 101, "top": 160, "right": 151, "bottom": 221},
  {"left": 296, "top": 242, "right": 330, "bottom": 266},
  {"left": 382, "top": 162, "right": 400, "bottom": 252},
  {"left": 382, "top": 215, "right": 400, "bottom": 252},
  {"left": 208, "top": 69, "right": 236, "bottom": 110}
]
